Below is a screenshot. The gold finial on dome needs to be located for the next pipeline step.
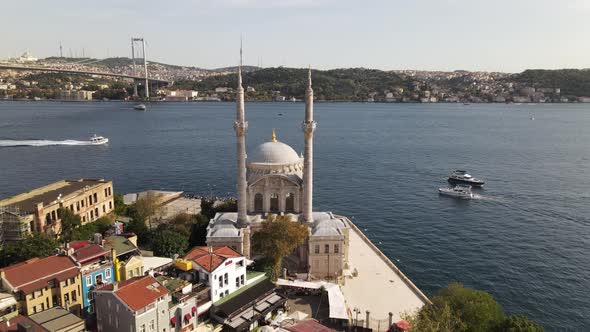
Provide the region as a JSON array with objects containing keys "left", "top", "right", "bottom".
[{"left": 271, "top": 128, "right": 277, "bottom": 142}]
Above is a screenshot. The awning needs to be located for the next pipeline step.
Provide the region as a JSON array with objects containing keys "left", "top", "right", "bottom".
[
  {"left": 191, "top": 306, "right": 197, "bottom": 313},
  {"left": 184, "top": 313, "right": 192, "bottom": 321},
  {"left": 170, "top": 317, "right": 177, "bottom": 326}
]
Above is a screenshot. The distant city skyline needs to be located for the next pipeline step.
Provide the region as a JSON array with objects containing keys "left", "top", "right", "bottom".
[{"left": 4, "top": 0, "right": 590, "bottom": 72}]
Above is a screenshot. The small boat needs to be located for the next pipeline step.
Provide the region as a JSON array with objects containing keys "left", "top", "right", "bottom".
[
  {"left": 530, "top": 115, "right": 535, "bottom": 120},
  {"left": 463, "top": 102, "right": 471, "bottom": 106},
  {"left": 89, "top": 135, "right": 108, "bottom": 145},
  {"left": 134, "top": 103, "right": 146, "bottom": 111},
  {"left": 278, "top": 113, "right": 284, "bottom": 116},
  {"left": 439, "top": 185, "right": 473, "bottom": 199},
  {"left": 448, "top": 170, "right": 485, "bottom": 187}
]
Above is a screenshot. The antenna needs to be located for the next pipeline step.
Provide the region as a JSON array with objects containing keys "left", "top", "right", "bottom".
[
  {"left": 240, "top": 34, "right": 243, "bottom": 67},
  {"left": 59, "top": 41, "right": 63, "bottom": 58}
]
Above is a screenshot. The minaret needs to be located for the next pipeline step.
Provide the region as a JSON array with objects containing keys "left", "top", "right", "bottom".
[
  {"left": 234, "top": 43, "right": 248, "bottom": 227},
  {"left": 302, "top": 67, "right": 316, "bottom": 222}
]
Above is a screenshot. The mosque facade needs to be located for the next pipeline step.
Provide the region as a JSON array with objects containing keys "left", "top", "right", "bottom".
[{"left": 206, "top": 65, "right": 349, "bottom": 279}]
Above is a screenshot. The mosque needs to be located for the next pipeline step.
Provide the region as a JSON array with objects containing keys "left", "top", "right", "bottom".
[{"left": 206, "top": 65, "right": 350, "bottom": 279}]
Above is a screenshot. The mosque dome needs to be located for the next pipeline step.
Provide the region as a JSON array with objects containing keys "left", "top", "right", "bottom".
[{"left": 248, "top": 130, "right": 302, "bottom": 165}]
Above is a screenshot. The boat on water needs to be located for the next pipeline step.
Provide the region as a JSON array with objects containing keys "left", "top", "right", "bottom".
[
  {"left": 134, "top": 103, "right": 146, "bottom": 111},
  {"left": 89, "top": 135, "right": 109, "bottom": 145},
  {"left": 439, "top": 185, "right": 473, "bottom": 199},
  {"left": 448, "top": 170, "right": 485, "bottom": 187}
]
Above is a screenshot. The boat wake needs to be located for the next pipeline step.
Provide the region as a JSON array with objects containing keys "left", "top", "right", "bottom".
[{"left": 0, "top": 139, "right": 97, "bottom": 147}]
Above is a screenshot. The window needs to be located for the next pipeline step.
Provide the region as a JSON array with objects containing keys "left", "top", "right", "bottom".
[
  {"left": 150, "top": 320, "right": 155, "bottom": 331},
  {"left": 86, "top": 276, "right": 92, "bottom": 286},
  {"left": 90, "top": 210, "right": 94, "bottom": 219},
  {"left": 240, "top": 274, "right": 245, "bottom": 285},
  {"left": 76, "top": 202, "right": 80, "bottom": 211},
  {"left": 71, "top": 290, "right": 76, "bottom": 301},
  {"left": 103, "top": 205, "right": 106, "bottom": 213},
  {"left": 88, "top": 304, "right": 94, "bottom": 313},
  {"left": 82, "top": 216, "right": 86, "bottom": 222},
  {"left": 334, "top": 244, "right": 340, "bottom": 254},
  {"left": 95, "top": 207, "right": 99, "bottom": 218},
  {"left": 40, "top": 303, "right": 44, "bottom": 311},
  {"left": 64, "top": 278, "right": 69, "bottom": 286},
  {"left": 105, "top": 188, "right": 108, "bottom": 197},
  {"left": 270, "top": 193, "right": 279, "bottom": 212},
  {"left": 52, "top": 295, "right": 59, "bottom": 306},
  {"left": 95, "top": 273, "right": 103, "bottom": 284},
  {"left": 129, "top": 270, "right": 134, "bottom": 278},
  {"left": 88, "top": 291, "right": 93, "bottom": 300},
  {"left": 314, "top": 244, "right": 320, "bottom": 254},
  {"left": 236, "top": 277, "right": 240, "bottom": 288},
  {"left": 88, "top": 195, "right": 92, "bottom": 205},
  {"left": 218, "top": 278, "right": 223, "bottom": 289},
  {"left": 81, "top": 200, "right": 84, "bottom": 207},
  {"left": 64, "top": 293, "right": 69, "bottom": 304},
  {"left": 324, "top": 244, "right": 330, "bottom": 254},
  {"left": 225, "top": 290, "right": 229, "bottom": 296},
  {"left": 105, "top": 268, "right": 111, "bottom": 279},
  {"left": 224, "top": 273, "right": 228, "bottom": 285},
  {"left": 254, "top": 193, "right": 263, "bottom": 212},
  {"left": 70, "top": 204, "right": 74, "bottom": 211},
  {"left": 108, "top": 187, "right": 112, "bottom": 196},
  {"left": 109, "top": 201, "right": 112, "bottom": 210},
  {"left": 285, "top": 193, "right": 295, "bottom": 212},
  {"left": 93, "top": 193, "right": 98, "bottom": 203},
  {"left": 140, "top": 324, "right": 146, "bottom": 332}
]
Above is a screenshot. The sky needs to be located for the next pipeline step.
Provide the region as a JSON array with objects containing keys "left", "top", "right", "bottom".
[{"left": 3, "top": 0, "right": 590, "bottom": 72}]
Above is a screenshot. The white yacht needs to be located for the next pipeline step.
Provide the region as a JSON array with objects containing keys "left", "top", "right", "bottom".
[
  {"left": 439, "top": 185, "right": 473, "bottom": 199},
  {"left": 448, "top": 170, "right": 485, "bottom": 187},
  {"left": 89, "top": 135, "right": 109, "bottom": 145},
  {"left": 134, "top": 103, "right": 146, "bottom": 111}
]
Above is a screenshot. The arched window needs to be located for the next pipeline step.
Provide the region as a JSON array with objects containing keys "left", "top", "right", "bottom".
[
  {"left": 270, "top": 193, "right": 279, "bottom": 212},
  {"left": 254, "top": 193, "right": 263, "bottom": 212},
  {"left": 285, "top": 193, "right": 295, "bottom": 212}
]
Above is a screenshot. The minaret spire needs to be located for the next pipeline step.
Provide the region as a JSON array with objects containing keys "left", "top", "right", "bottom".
[
  {"left": 302, "top": 66, "right": 316, "bottom": 223},
  {"left": 234, "top": 40, "right": 248, "bottom": 227}
]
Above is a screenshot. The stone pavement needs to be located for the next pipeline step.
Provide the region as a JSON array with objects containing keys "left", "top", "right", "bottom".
[{"left": 341, "top": 225, "right": 427, "bottom": 322}]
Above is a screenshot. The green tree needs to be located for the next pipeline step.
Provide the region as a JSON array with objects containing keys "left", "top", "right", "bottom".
[
  {"left": 251, "top": 214, "right": 309, "bottom": 280},
  {"left": 134, "top": 192, "right": 163, "bottom": 228},
  {"left": 0, "top": 233, "right": 59, "bottom": 267},
  {"left": 151, "top": 229, "right": 189, "bottom": 257},
  {"left": 200, "top": 199, "right": 216, "bottom": 220},
  {"left": 125, "top": 217, "right": 150, "bottom": 247},
  {"left": 189, "top": 214, "right": 210, "bottom": 247},
  {"left": 58, "top": 208, "right": 81, "bottom": 243},
  {"left": 405, "top": 301, "right": 465, "bottom": 332},
  {"left": 497, "top": 315, "right": 544, "bottom": 332},
  {"left": 113, "top": 193, "right": 128, "bottom": 216}
]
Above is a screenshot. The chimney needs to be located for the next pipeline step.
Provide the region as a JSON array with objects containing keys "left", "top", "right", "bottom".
[{"left": 93, "top": 233, "right": 103, "bottom": 245}]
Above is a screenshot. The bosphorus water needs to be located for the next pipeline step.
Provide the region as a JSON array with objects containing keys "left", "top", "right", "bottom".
[{"left": 1, "top": 101, "right": 589, "bottom": 330}]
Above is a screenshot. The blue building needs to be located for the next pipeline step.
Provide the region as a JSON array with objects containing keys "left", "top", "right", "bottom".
[{"left": 71, "top": 242, "right": 115, "bottom": 316}]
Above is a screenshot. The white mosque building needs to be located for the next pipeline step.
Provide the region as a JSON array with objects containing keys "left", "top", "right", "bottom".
[{"left": 206, "top": 65, "right": 350, "bottom": 279}]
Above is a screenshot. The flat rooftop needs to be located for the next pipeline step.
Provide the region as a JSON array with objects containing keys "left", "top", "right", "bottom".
[
  {"left": 29, "top": 307, "right": 85, "bottom": 332},
  {"left": 0, "top": 179, "right": 111, "bottom": 213},
  {"left": 341, "top": 221, "right": 428, "bottom": 321}
]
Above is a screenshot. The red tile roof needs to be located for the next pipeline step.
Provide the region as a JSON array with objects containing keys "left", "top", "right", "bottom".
[
  {"left": 114, "top": 276, "right": 169, "bottom": 311},
  {"left": 0, "top": 256, "right": 79, "bottom": 294},
  {"left": 72, "top": 244, "right": 108, "bottom": 264},
  {"left": 0, "top": 315, "right": 45, "bottom": 332},
  {"left": 183, "top": 246, "right": 241, "bottom": 272}
]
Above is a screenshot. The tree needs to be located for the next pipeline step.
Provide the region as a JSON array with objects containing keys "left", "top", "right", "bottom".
[
  {"left": 151, "top": 229, "right": 188, "bottom": 257},
  {"left": 134, "top": 192, "right": 163, "bottom": 228},
  {"left": 189, "top": 214, "right": 210, "bottom": 247},
  {"left": 113, "top": 193, "right": 128, "bottom": 216},
  {"left": 0, "top": 233, "right": 59, "bottom": 267},
  {"left": 58, "top": 208, "right": 81, "bottom": 243},
  {"left": 200, "top": 199, "right": 216, "bottom": 220},
  {"left": 497, "top": 315, "right": 544, "bottom": 332},
  {"left": 404, "top": 301, "right": 465, "bottom": 332},
  {"left": 434, "top": 283, "right": 505, "bottom": 332},
  {"left": 251, "top": 214, "right": 309, "bottom": 280},
  {"left": 125, "top": 217, "right": 150, "bottom": 247}
]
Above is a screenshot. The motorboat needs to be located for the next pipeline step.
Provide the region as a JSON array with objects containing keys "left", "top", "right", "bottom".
[
  {"left": 448, "top": 170, "right": 485, "bottom": 187},
  {"left": 134, "top": 103, "right": 146, "bottom": 111},
  {"left": 89, "top": 135, "right": 109, "bottom": 145},
  {"left": 439, "top": 185, "right": 473, "bottom": 199}
]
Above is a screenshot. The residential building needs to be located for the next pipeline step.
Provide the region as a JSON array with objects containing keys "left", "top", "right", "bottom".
[
  {"left": 215, "top": 87, "right": 229, "bottom": 93},
  {"left": 0, "top": 315, "right": 45, "bottom": 332},
  {"left": 179, "top": 246, "right": 246, "bottom": 303},
  {"left": 103, "top": 234, "right": 142, "bottom": 281},
  {"left": 0, "top": 179, "right": 115, "bottom": 240},
  {"left": 94, "top": 276, "right": 170, "bottom": 332},
  {"left": 0, "top": 255, "right": 82, "bottom": 316},
  {"left": 28, "top": 307, "right": 85, "bottom": 332},
  {"left": 60, "top": 90, "right": 95, "bottom": 101},
  {"left": 70, "top": 242, "right": 114, "bottom": 316},
  {"left": 0, "top": 293, "right": 18, "bottom": 322},
  {"left": 156, "top": 276, "right": 203, "bottom": 332}
]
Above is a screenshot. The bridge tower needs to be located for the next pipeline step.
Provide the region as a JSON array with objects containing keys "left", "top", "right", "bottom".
[{"left": 131, "top": 37, "right": 149, "bottom": 100}]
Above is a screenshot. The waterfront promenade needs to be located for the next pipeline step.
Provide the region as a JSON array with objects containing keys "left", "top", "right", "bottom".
[{"left": 342, "top": 218, "right": 429, "bottom": 322}]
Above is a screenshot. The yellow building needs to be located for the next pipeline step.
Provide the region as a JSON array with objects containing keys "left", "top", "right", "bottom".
[
  {"left": 0, "top": 179, "right": 115, "bottom": 240},
  {"left": 0, "top": 255, "right": 83, "bottom": 316},
  {"left": 119, "top": 256, "right": 144, "bottom": 281}
]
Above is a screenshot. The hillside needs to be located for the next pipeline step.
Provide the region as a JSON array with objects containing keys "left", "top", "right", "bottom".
[
  {"left": 175, "top": 67, "right": 405, "bottom": 101},
  {"left": 511, "top": 69, "right": 590, "bottom": 97}
]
